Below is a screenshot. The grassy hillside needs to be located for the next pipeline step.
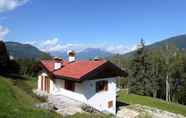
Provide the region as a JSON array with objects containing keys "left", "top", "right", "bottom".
[
  {"left": 0, "top": 76, "right": 60, "bottom": 118},
  {"left": 1, "top": 75, "right": 186, "bottom": 117},
  {"left": 118, "top": 90, "right": 186, "bottom": 116},
  {"left": 0, "top": 76, "right": 112, "bottom": 118}
]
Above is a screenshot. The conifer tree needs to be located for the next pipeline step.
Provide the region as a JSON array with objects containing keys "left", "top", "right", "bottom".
[{"left": 129, "top": 39, "right": 150, "bottom": 95}]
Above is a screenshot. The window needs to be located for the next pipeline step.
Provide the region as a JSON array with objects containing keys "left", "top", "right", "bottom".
[
  {"left": 65, "top": 80, "right": 75, "bottom": 91},
  {"left": 108, "top": 100, "right": 113, "bottom": 108},
  {"left": 96, "top": 80, "right": 108, "bottom": 92}
]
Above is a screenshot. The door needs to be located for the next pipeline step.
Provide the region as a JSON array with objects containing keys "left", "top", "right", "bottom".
[
  {"left": 41, "top": 76, "right": 44, "bottom": 91},
  {"left": 65, "top": 80, "right": 75, "bottom": 91}
]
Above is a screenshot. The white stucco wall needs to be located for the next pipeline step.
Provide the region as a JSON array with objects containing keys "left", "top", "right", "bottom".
[
  {"left": 83, "top": 78, "right": 117, "bottom": 114},
  {"left": 52, "top": 78, "right": 117, "bottom": 114},
  {"left": 53, "top": 79, "right": 87, "bottom": 102},
  {"left": 49, "top": 79, "right": 54, "bottom": 94},
  {"left": 38, "top": 75, "right": 42, "bottom": 90},
  {"left": 37, "top": 72, "right": 117, "bottom": 114}
]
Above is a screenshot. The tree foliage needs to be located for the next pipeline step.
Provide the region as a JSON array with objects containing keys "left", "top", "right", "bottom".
[{"left": 112, "top": 39, "right": 186, "bottom": 105}]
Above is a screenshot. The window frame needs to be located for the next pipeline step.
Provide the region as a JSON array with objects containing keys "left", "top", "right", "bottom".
[
  {"left": 96, "top": 80, "right": 108, "bottom": 93},
  {"left": 65, "top": 80, "right": 75, "bottom": 91}
]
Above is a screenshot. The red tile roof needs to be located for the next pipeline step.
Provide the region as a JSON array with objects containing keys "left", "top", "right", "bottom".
[{"left": 40, "top": 59, "right": 127, "bottom": 81}]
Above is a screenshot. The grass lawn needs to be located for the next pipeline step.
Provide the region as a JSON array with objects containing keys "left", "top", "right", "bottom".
[
  {"left": 118, "top": 90, "right": 186, "bottom": 116},
  {"left": 0, "top": 76, "right": 112, "bottom": 118},
  {"left": 0, "top": 76, "right": 61, "bottom": 118},
  {"left": 2, "top": 75, "right": 186, "bottom": 118}
]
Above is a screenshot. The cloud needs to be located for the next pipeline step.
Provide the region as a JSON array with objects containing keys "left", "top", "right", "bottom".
[
  {"left": 131, "top": 44, "right": 138, "bottom": 51},
  {"left": 104, "top": 44, "right": 131, "bottom": 54},
  {"left": 0, "top": 0, "right": 28, "bottom": 12},
  {"left": 0, "top": 25, "right": 9, "bottom": 41},
  {"left": 26, "top": 37, "right": 133, "bottom": 54},
  {"left": 26, "top": 38, "right": 84, "bottom": 52},
  {"left": 41, "top": 38, "right": 63, "bottom": 52}
]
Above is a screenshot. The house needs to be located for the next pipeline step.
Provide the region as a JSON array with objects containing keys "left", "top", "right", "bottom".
[{"left": 37, "top": 50, "right": 127, "bottom": 114}]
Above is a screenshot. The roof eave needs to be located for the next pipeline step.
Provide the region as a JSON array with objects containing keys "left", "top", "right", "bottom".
[{"left": 54, "top": 74, "right": 82, "bottom": 82}]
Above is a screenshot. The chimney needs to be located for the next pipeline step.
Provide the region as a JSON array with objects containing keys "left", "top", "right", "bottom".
[
  {"left": 54, "top": 57, "right": 63, "bottom": 70},
  {"left": 67, "top": 50, "right": 76, "bottom": 63}
]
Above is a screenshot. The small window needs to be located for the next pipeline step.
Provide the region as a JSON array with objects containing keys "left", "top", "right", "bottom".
[
  {"left": 96, "top": 80, "right": 108, "bottom": 92},
  {"left": 108, "top": 100, "right": 113, "bottom": 108},
  {"left": 65, "top": 80, "right": 75, "bottom": 91}
]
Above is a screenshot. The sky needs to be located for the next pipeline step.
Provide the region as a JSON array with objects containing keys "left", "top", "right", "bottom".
[{"left": 0, "top": 0, "right": 186, "bottom": 54}]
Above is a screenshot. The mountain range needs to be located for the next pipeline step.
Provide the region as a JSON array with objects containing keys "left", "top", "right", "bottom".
[
  {"left": 4, "top": 34, "right": 186, "bottom": 60},
  {"left": 5, "top": 42, "right": 112, "bottom": 60},
  {"left": 124, "top": 34, "right": 186, "bottom": 57},
  {"left": 5, "top": 42, "right": 50, "bottom": 60},
  {"left": 51, "top": 48, "right": 112, "bottom": 59}
]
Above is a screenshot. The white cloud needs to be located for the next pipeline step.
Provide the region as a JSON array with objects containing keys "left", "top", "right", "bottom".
[
  {"left": 0, "top": 25, "right": 9, "bottom": 41},
  {"left": 27, "top": 38, "right": 86, "bottom": 53},
  {"left": 0, "top": 0, "right": 28, "bottom": 12},
  {"left": 104, "top": 44, "right": 131, "bottom": 54},
  {"left": 131, "top": 44, "right": 138, "bottom": 51},
  {"left": 26, "top": 38, "right": 134, "bottom": 54},
  {"left": 38, "top": 38, "right": 63, "bottom": 52}
]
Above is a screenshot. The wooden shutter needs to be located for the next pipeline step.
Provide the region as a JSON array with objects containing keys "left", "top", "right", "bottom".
[
  {"left": 41, "top": 76, "right": 43, "bottom": 91},
  {"left": 108, "top": 100, "right": 113, "bottom": 108}
]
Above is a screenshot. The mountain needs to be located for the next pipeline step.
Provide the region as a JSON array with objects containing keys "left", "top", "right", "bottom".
[
  {"left": 51, "top": 48, "right": 112, "bottom": 59},
  {"left": 5, "top": 42, "right": 50, "bottom": 60},
  {"left": 124, "top": 34, "right": 186, "bottom": 58},
  {"left": 78, "top": 48, "right": 112, "bottom": 59},
  {"left": 147, "top": 34, "right": 186, "bottom": 49}
]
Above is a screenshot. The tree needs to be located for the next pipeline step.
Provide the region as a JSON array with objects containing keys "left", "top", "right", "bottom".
[
  {"left": 160, "top": 45, "right": 178, "bottom": 102},
  {"left": 16, "top": 59, "right": 39, "bottom": 76},
  {"left": 129, "top": 39, "right": 151, "bottom": 95},
  {"left": 147, "top": 50, "right": 163, "bottom": 98},
  {"left": 111, "top": 54, "right": 129, "bottom": 89},
  {"left": 0, "top": 41, "right": 10, "bottom": 72}
]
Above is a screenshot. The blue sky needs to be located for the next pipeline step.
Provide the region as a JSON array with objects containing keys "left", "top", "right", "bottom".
[{"left": 0, "top": 0, "right": 186, "bottom": 54}]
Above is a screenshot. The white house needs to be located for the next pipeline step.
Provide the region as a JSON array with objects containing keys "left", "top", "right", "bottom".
[{"left": 37, "top": 51, "right": 127, "bottom": 114}]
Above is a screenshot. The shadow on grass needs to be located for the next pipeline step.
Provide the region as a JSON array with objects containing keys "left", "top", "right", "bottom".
[
  {"left": 0, "top": 73, "right": 28, "bottom": 80},
  {"left": 116, "top": 101, "right": 129, "bottom": 112}
]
